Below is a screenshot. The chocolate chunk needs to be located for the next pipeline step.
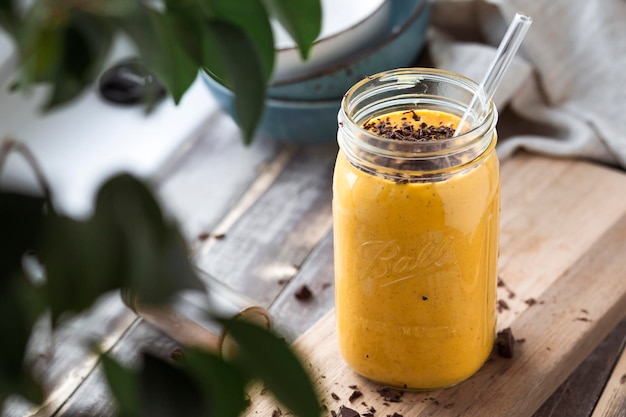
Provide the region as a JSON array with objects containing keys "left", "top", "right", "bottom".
[
  {"left": 294, "top": 284, "right": 313, "bottom": 301},
  {"left": 170, "top": 347, "right": 184, "bottom": 362},
  {"left": 377, "top": 387, "right": 403, "bottom": 402},
  {"left": 497, "top": 299, "right": 510, "bottom": 313},
  {"left": 271, "top": 409, "right": 282, "bottom": 417},
  {"left": 331, "top": 392, "right": 340, "bottom": 401},
  {"left": 363, "top": 115, "right": 454, "bottom": 142},
  {"left": 339, "top": 406, "right": 360, "bottom": 417},
  {"left": 524, "top": 298, "right": 537, "bottom": 306},
  {"left": 349, "top": 390, "right": 363, "bottom": 403},
  {"left": 496, "top": 327, "right": 515, "bottom": 358}
]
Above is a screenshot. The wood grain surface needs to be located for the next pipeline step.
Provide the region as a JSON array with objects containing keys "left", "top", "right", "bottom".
[
  {"left": 6, "top": 146, "right": 626, "bottom": 417},
  {"left": 244, "top": 153, "right": 626, "bottom": 417},
  {"left": 591, "top": 341, "right": 626, "bottom": 417},
  {"left": 534, "top": 318, "right": 626, "bottom": 417}
]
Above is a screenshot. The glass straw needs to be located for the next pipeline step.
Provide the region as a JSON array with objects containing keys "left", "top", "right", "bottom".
[{"left": 453, "top": 13, "right": 532, "bottom": 137}]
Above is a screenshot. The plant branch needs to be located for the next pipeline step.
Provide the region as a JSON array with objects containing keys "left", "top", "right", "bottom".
[{"left": 0, "top": 137, "right": 53, "bottom": 204}]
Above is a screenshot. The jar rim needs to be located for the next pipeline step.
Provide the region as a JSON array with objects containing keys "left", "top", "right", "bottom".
[{"left": 339, "top": 67, "right": 497, "bottom": 159}]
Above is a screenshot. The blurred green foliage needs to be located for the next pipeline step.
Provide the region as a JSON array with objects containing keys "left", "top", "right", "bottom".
[{"left": 0, "top": 1, "right": 322, "bottom": 412}]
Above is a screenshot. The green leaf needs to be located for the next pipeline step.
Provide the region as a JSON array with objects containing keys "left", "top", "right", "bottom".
[
  {"left": 18, "top": 24, "right": 65, "bottom": 86},
  {"left": 101, "top": 354, "right": 141, "bottom": 417},
  {"left": 205, "top": 20, "right": 266, "bottom": 144},
  {"left": 94, "top": 174, "right": 204, "bottom": 305},
  {"left": 15, "top": 8, "right": 114, "bottom": 109},
  {"left": 40, "top": 211, "right": 125, "bottom": 324},
  {"left": 202, "top": 0, "right": 275, "bottom": 82},
  {"left": 262, "top": 0, "right": 321, "bottom": 59},
  {"left": 141, "top": 353, "right": 206, "bottom": 417},
  {"left": 45, "top": 11, "right": 114, "bottom": 109},
  {"left": 75, "top": 0, "right": 138, "bottom": 17},
  {"left": 161, "top": 0, "right": 269, "bottom": 142},
  {"left": 0, "top": 192, "right": 46, "bottom": 279},
  {"left": 39, "top": 174, "right": 203, "bottom": 324},
  {"left": 120, "top": 7, "right": 199, "bottom": 104},
  {"left": 221, "top": 318, "right": 321, "bottom": 417},
  {"left": 183, "top": 348, "right": 248, "bottom": 417},
  {"left": 0, "top": 272, "right": 45, "bottom": 405},
  {"left": 159, "top": 2, "right": 230, "bottom": 86},
  {"left": 0, "top": 0, "right": 19, "bottom": 35}
]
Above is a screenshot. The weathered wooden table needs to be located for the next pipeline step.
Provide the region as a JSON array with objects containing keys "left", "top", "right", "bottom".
[{"left": 3, "top": 112, "right": 626, "bottom": 417}]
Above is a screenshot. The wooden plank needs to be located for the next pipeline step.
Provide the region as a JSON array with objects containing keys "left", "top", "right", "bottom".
[
  {"left": 1, "top": 295, "right": 136, "bottom": 417},
  {"left": 533, "top": 317, "right": 626, "bottom": 417},
  {"left": 496, "top": 155, "right": 626, "bottom": 329},
  {"left": 244, "top": 154, "right": 626, "bottom": 417},
  {"left": 269, "top": 231, "right": 335, "bottom": 342},
  {"left": 590, "top": 338, "right": 626, "bottom": 417},
  {"left": 52, "top": 319, "right": 181, "bottom": 417},
  {"left": 195, "top": 144, "right": 337, "bottom": 306},
  {"left": 156, "top": 113, "right": 285, "bottom": 242}
]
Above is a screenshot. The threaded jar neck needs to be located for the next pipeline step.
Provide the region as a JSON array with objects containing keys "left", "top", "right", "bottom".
[{"left": 337, "top": 68, "right": 498, "bottom": 182}]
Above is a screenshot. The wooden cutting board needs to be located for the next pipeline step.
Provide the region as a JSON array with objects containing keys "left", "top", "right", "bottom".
[{"left": 244, "top": 153, "right": 626, "bottom": 417}]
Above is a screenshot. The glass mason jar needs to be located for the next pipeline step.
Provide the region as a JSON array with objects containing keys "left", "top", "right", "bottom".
[{"left": 333, "top": 68, "right": 500, "bottom": 390}]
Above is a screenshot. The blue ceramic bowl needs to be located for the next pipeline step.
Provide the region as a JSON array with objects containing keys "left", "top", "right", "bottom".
[
  {"left": 267, "top": 0, "right": 431, "bottom": 100},
  {"left": 272, "top": 0, "right": 392, "bottom": 82},
  {"left": 202, "top": 74, "right": 341, "bottom": 145},
  {"left": 201, "top": 0, "right": 431, "bottom": 145}
]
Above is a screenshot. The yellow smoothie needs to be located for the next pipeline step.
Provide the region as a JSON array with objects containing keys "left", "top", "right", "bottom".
[{"left": 333, "top": 109, "right": 499, "bottom": 389}]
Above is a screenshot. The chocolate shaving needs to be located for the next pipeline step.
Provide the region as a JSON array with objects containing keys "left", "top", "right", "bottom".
[
  {"left": 363, "top": 112, "right": 454, "bottom": 142},
  {"left": 377, "top": 387, "right": 403, "bottom": 403},
  {"left": 524, "top": 298, "right": 537, "bottom": 306},
  {"left": 294, "top": 284, "right": 313, "bottom": 301},
  {"left": 496, "top": 327, "right": 515, "bottom": 358},
  {"left": 170, "top": 347, "right": 184, "bottom": 362},
  {"left": 331, "top": 392, "right": 340, "bottom": 401},
  {"left": 497, "top": 299, "right": 510, "bottom": 313},
  {"left": 339, "top": 406, "right": 361, "bottom": 417},
  {"left": 349, "top": 390, "right": 363, "bottom": 403}
]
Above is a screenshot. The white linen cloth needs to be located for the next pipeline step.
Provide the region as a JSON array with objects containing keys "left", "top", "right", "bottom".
[{"left": 428, "top": 0, "right": 626, "bottom": 169}]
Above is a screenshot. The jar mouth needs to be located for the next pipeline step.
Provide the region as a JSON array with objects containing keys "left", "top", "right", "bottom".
[{"left": 339, "top": 68, "right": 497, "bottom": 160}]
